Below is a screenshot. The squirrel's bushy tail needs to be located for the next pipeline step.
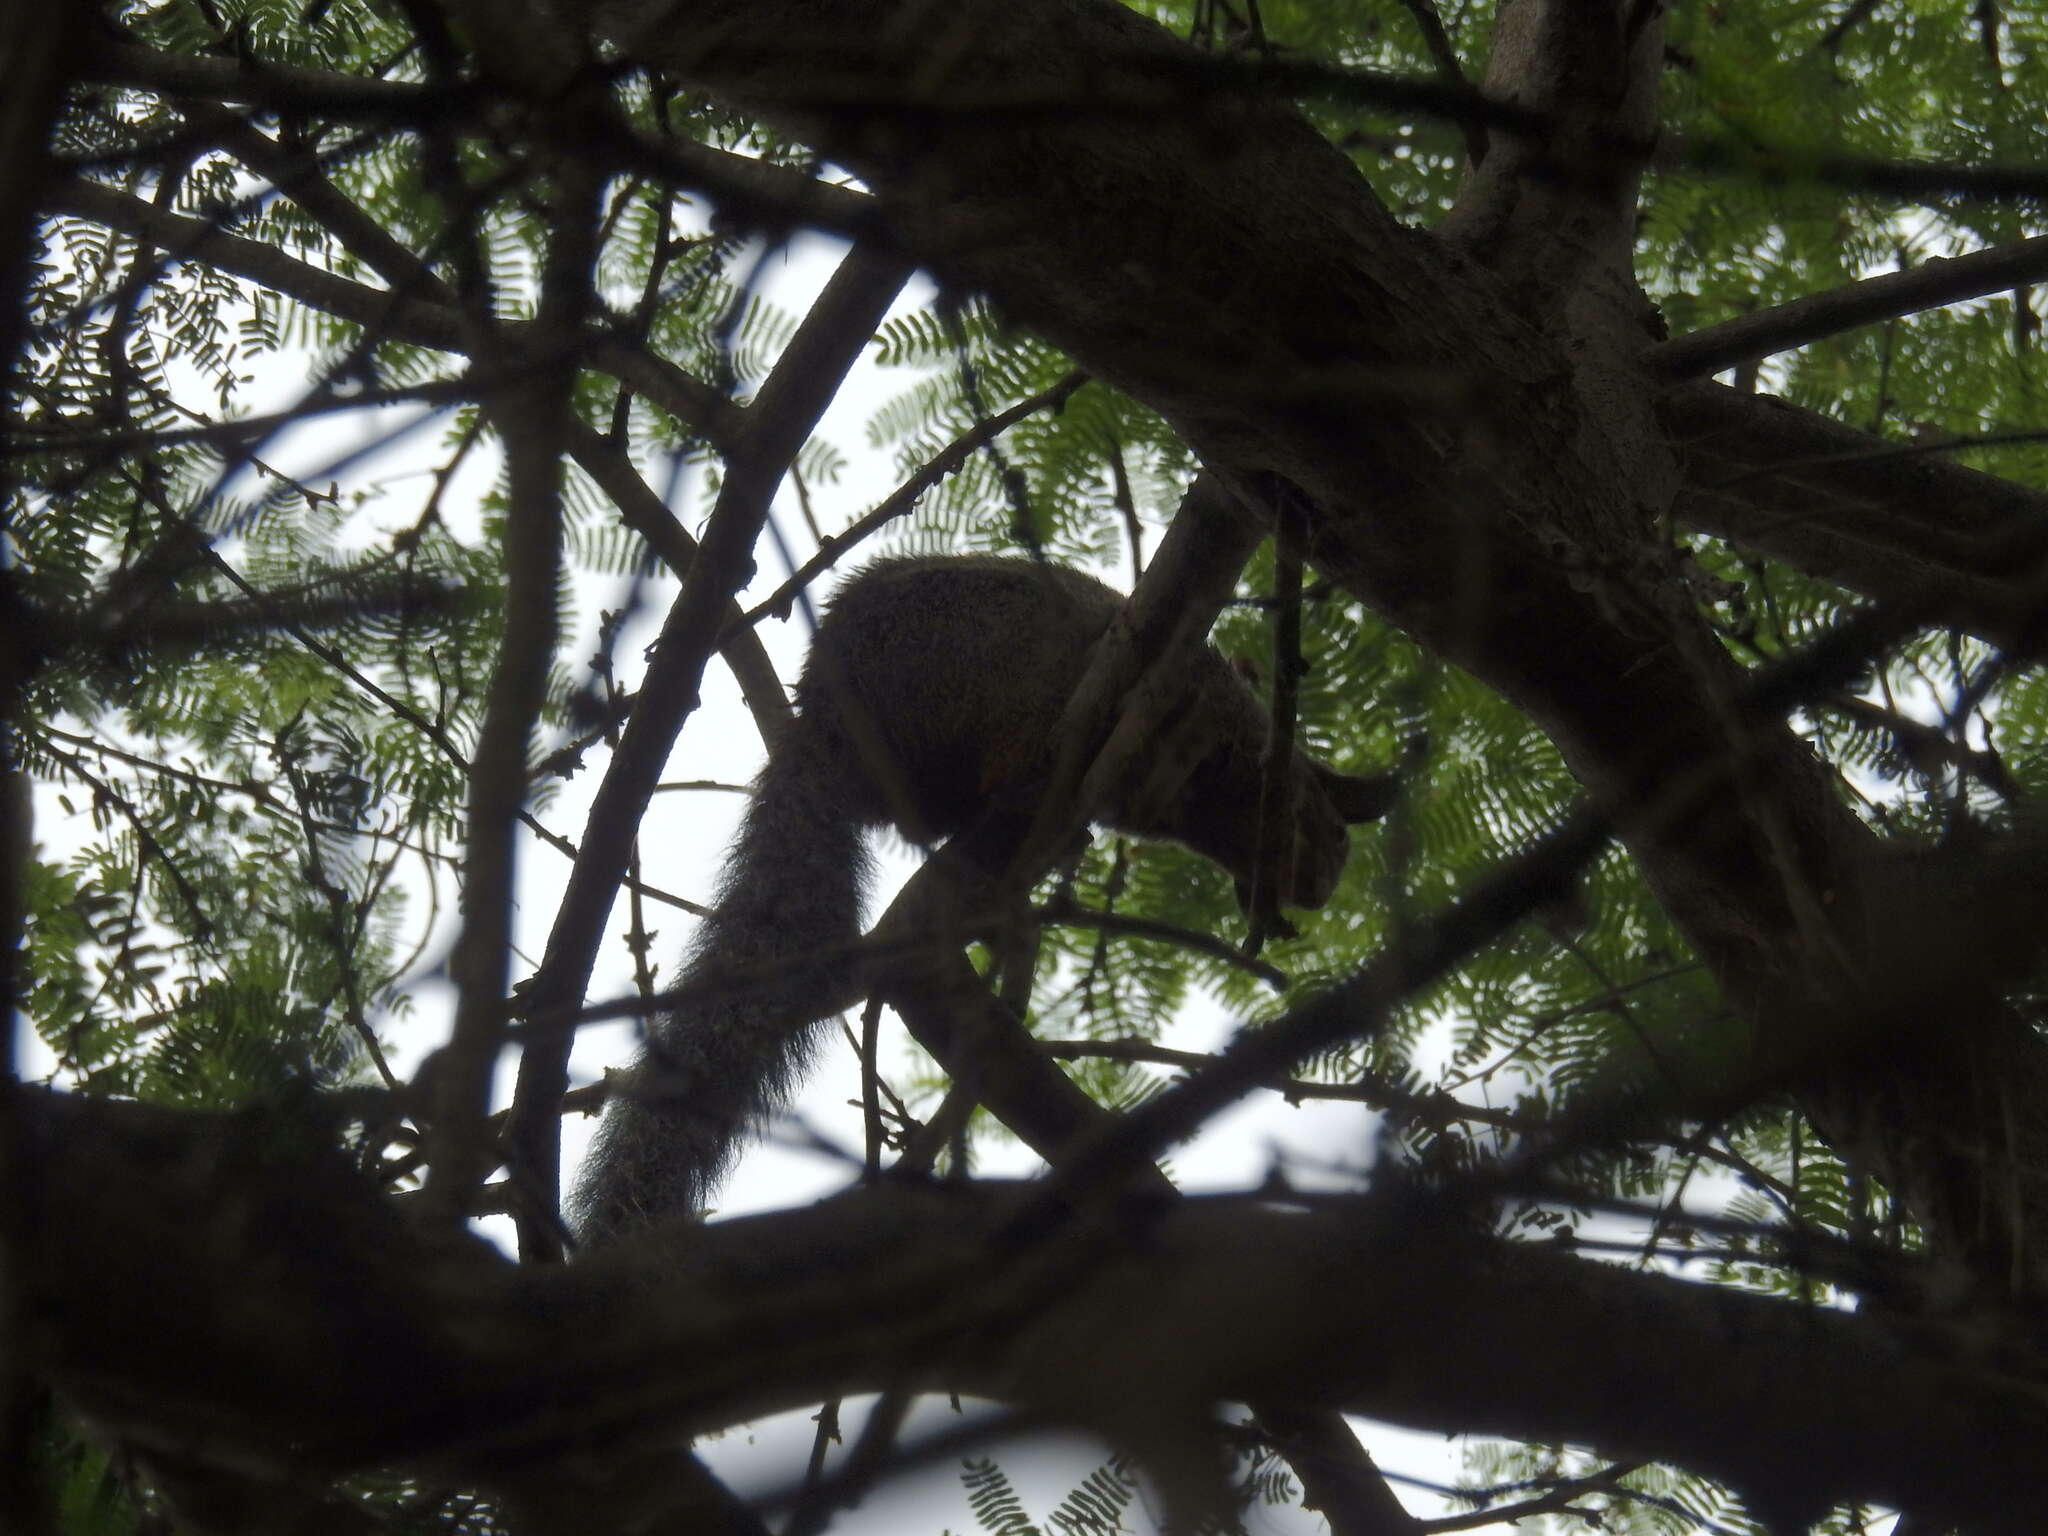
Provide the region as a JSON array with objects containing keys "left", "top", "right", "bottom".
[{"left": 571, "top": 728, "right": 871, "bottom": 1244}]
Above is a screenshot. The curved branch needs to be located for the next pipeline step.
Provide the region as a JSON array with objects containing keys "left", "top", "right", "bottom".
[{"left": 1036, "top": 1037, "right": 1524, "bottom": 1129}]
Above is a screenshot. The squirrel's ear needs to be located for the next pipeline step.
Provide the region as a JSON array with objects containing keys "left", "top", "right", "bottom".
[{"left": 1315, "top": 765, "right": 1398, "bottom": 824}]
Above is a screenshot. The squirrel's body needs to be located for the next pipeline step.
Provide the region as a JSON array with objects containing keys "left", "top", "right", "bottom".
[{"left": 572, "top": 556, "right": 1389, "bottom": 1241}]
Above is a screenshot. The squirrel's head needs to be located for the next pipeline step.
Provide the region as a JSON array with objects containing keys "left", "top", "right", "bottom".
[
  {"left": 1267, "top": 760, "right": 1397, "bottom": 909},
  {"left": 1126, "top": 725, "right": 1395, "bottom": 915},
  {"left": 1101, "top": 648, "right": 1396, "bottom": 918}
]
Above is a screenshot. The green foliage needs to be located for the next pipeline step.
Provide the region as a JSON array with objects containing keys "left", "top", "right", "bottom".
[
  {"left": 960, "top": 1455, "right": 1052, "bottom": 1536},
  {"left": 34, "top": 1409, "right": 145, "bottom": 1536},
  {"left": 1458, "top": 1443, "right": 1757, "bottom": 1535},
  {"left": 870, "top": 303, "right": 1150, "bottom": 560},
  {"left": 957, "top": 1442, "right": 1296, "bottom": 1536}
]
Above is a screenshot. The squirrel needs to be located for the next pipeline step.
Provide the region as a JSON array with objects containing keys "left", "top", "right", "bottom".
[{"left": 570, "top": 555, "right": 1394, "bottom": 1242}]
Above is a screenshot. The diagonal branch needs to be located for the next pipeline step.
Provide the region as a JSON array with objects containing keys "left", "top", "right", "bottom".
[
  {"left": 1649, "top": 232, "right": 2048, "bottom": 381},
  {"left": 1664, "top": 379, "right": 2048, "bottom": 654},
  {"left": 181, "top": 102, "right": 459, "bottom": 306},
  {"left": 731, "top": 370, "right": 1090, "bottom": 632},
  {"left": 1391, "top": 0, "right": 1485, "bottom": 164},
  {"left": 503, "top": 240, "right": 912, "bottom": 1260},
  {"left": 567, "top": 422, "right": 794, "bottom": 748}
]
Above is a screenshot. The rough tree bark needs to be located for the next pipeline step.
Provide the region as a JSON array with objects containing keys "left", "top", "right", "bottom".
[{"left": 20, "top": 1086, "right": 2048, "bottom": 1529}]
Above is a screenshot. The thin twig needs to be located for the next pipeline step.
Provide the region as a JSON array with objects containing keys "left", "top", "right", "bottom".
[
  {"left": 730, "top": 371, "right": 1089, "bottom": 634},
  {"left": 1036, "top": 892, "right": 1288, "bottom": 989}
]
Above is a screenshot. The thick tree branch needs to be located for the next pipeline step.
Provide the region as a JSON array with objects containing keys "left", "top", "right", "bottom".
[
  {"left": 1440, "top": 0, "right": 1662, "bottom": 292},
  {"left": 1649, "top": 232, "right": 2048, "bottom": 380},
  {"left": 1664, "top": 379, "right": 2048, "bottom": 654},
  {"left": 21, "top": 1087, "right": 2048, "bottom": 1531}
]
